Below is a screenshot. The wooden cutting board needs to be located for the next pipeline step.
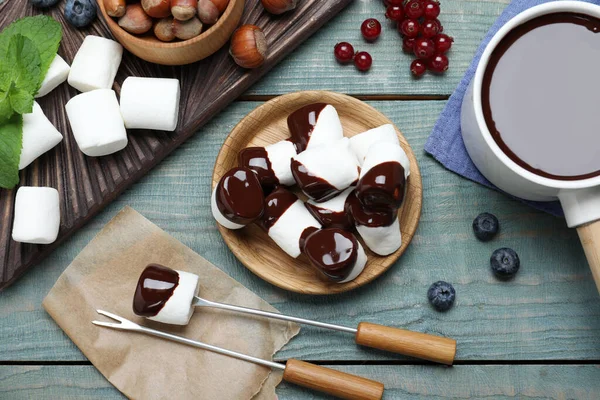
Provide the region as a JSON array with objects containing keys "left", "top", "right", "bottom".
[{"left": 0, "top": 0, "right": 353, "bottom": 290}]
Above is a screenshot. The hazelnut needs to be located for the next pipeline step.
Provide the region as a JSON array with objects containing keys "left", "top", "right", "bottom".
[
  {"left": 197, "top": 0, "right": 219, "bottom": 24},
  {"left": 141, "top": 0, "right": 171, "bottom": 18},
  {"left": 118, "top": 4, "right": 153, "bottom": 34},
  {"left": 261, "top": 0, "right": 296, "bottom": 15},
  {"left": 209, "top": 0, "right": 229, "bottom": 13},
  {"left": 173, "top": 17, "right": 203, "bottom": 40},
  {"left": 229, "top": 25, "right": 267, "bottom": 69},
  {"left": 154, "top": 17, "right": 176, "bottom": 41},
  {"left": 105, "top": 0, "right": 126, "bottom": 17},
  {"left": 171, "top": 0, "right": 197, "bottom": 21}
]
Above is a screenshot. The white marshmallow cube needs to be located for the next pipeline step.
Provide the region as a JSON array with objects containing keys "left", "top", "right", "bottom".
[
  {"left": 307, "top": 187, "right": 354, "bottom": 213},
  {"left": 356, "top": 218, "right": 402, "bottom": 256},
  {"left": 305, "top": 105, "right": 344, "bottom": 151},
  {"left": 269, "top": 200, "right": 321, "bottom": 258},
  {"left": 19, "top": 102, "right": 63, "bottom": 170},
  {"left": 120, "top": 77, "right": 180, "bottom": 131},
  {"left": 148, "top": 270, "right": 200, "bottom": 326},
  {"left": 68, "top": 36, "right": 123, "bottom": 93},
  {"left": 65, "top": 89, "right": 128, "bottom": 157},
  {"left": 265, "top": 140, "right": 297, "bottom": 186},
  {"left": 12, "top": 187, "right": 60, "bottom": 245},
  {"left": 360, "top": 141, "right": 410, "bottom": 180},
  {"left": 36, "top": 54, "right": 70, "bottom": 98},
  {"left": 339, "top": 241, "right": 368, "bottom": 283},
  {"left": 349, "top": 124, "right": 400, "bottom": 166},
  {"left": 210, "top": 187, "right": 245, "bottom": 230}
]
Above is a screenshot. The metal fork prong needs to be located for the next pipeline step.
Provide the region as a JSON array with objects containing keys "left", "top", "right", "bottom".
[
  {"left": 94, "top": 310, "right": 141, "bottom": 330},
  {"left": 96, "top": 309, "right": 127, "bottom": 322},
  {"left": 92, "top": 320, "right": 122, "bottom": 328}
]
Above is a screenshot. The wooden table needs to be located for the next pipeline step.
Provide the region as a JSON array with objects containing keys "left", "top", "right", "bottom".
[{"left": 2, "top": 1, "right": 600, "bottom": 398}]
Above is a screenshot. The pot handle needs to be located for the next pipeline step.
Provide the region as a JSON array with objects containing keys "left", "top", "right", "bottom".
[{"left": 577, "top": 221, "right": 600, "bottom": 293}]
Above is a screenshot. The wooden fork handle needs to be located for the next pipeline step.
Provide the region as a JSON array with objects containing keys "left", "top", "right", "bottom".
[
  {"left": 355, "top": 322, "right": 456, "bottom": 365},
  {"left": 283, "top": 359, "right": 384, "bottom": 400}
]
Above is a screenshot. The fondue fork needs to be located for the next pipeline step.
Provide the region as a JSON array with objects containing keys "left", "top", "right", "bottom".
[
  {"left": 93, "top": 310, "right": 384, "bottom": 400},
  {"left": 192, "top": 296, "right": 456, "bottom": 365}
]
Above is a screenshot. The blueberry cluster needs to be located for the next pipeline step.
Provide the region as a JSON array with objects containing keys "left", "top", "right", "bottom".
[{"left": 30, "top": 0, "right": 97, "bottom": 28}]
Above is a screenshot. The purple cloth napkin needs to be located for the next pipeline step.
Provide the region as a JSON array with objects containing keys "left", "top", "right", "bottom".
[{"left": 424, "top": 0, "right": 599, "bottom": 217}]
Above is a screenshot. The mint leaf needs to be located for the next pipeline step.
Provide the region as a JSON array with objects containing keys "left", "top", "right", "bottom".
[{"left": 0, "top": 114, "right": 23, "bottom": 189}]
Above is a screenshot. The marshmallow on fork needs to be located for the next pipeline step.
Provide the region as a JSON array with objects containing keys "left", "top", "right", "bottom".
[
  {"left": 287, "top": 103, "right": 343, "bottom": 152},
  {"left": 12, "top": 187, "right": 60, "bottom": 245},
  {"left": 19, "top": 102, "right": 63, "bottom": 170},
  {"left": 120, "top": 77, "right": 180, "bottom": 131},
  {"left": 133, "top": 264, "right": 200, "bottom": 326},
  {"left": 65, "top": 89, "right": 128, "bottom": 157},
  {"left": 238, "top": 140, "right": 297, "bottom": 187},
  {"left": 303, "top": 228, "right": 367, "bottom": 283},
  {"left": 36, "top": 54, "right": 70, "bottom": 98},
  {"left": 349, "top": 124, "right": 400, "bottom": 165},
  {"left": 68, "top": 36, "right": 123, "bottom": 93},
  {"left": 260, "top": 187, "right": 321, "bottom": 258},
  {"left": 291, "top": 138, "right": 359, "bottom": 202},
  {"left": 211, "top": 167, "right": 265, "bottom": 230},
  {"left": 305, "top": 187, "right": 355, "bottom": 230}
]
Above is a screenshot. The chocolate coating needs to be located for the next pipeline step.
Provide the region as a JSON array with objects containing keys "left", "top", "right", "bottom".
[
  {"left": 216, "top": 167, "right": 264, "bottom": 225},
  {"left": 345, "top": 191, "right": 396, "bottom": 227},
  {"left": 305, "top": 202, "right": 354, "bottom": 231},
  {"left": 291, "top": 159, "right": 340, "bottom": 202},
  {"left": 304, "top": 228, "right": 359, "bottom": 282},
  {"left": 287, "top": 103, "right": 327, "bottom": 152},
  {"left": 299, "top": 226, "right": 319, "bottom": 253},
  {"left": 133, "top": 264, "right": 179, "bottom": 317},
  {"left": 238, "top": 147, "right": 279, "bottom": 188},
  {"left": 356, "top": 161, "right": 406, "bottom": 211},
  {"left": 259, "top": 187, "right": 298, "bottom": 231}
]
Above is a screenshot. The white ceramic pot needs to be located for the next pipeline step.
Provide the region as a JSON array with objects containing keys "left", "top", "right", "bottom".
[{"left": 460, "top": 1, "right": 600, "bottom": 292}]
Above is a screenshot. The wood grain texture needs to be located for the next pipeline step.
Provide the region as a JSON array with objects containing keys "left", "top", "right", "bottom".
[
  {"left": 2, "top": 101, "right": 599, "bottom": 363},
  {"left": 213, "top": 91, "right": 422, "bottom": 294},
  {"left": 0, "top": 0, "right": 353, "bottom": 290},
  {"left": 2, "top": 365, "right": 600, "bottom": 399},
  {"left": 577, "top": 221, "right": 600, "bottom": 293}
]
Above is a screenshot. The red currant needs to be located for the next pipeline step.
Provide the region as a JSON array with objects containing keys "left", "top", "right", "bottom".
[
  {"left": 361, "top": 18, "right": 382, "bottom": 41},
  {"left": 385, "top": 5, "right": 404, "bottom": 21},
  {"left": 429, "top": 53, "right": 449, "bottom": 73},
  {"left": 404, "top": 0, "right": 424, "bottom": 19},
  {"left": 423, "top": 1, "right": 441, "bottom": 19},
  {"left": 334, "top": 42, "right": 355, "bottom": 64},
  {"left": 421, "top": 19, "right": 440, "bottom": 38},
  {"left": 431, "top": 18, "right": 443, "bottom": 32},
  {"left": 413, "top": 38, "right": 435, "bottom": 59},
  {"left": 354, "top": 51, "right": 372, "bottom": 71},
  {"left": 432, "top": 34, "right": 453, "bottom": 53},
  {"left": 399, "top": 18, "right": 419, "bottom": 38},
  {"left": 402, "top": 37, "right": 416, "bottom": 53},
  {"left": 410, "top": 59, "right": 427, "bottom": 77}
]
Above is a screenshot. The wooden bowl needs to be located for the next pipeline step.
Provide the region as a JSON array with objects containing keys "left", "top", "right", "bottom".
[
  {"left": 212, "top": 91, "right": 423, "bottom": 295},
  {"left": 98, "top": 0, "right": 245, "bottom": 65}
]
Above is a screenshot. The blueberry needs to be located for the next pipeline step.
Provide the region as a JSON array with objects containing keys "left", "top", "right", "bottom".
[
  {"left": 472, "top": 212, "right": 499, "bottom": 241},
  {"left": 427, "top": 281, "right": 455, "bottom": 312},
  {"left": 30, "top": 0, "right": 60, "bottom": 8},
  {"left": 490, "top": 247, "right": 520, "bottom": 278},
  {"left": 65, "top": 0, "right": 97, "bottom": 28}
]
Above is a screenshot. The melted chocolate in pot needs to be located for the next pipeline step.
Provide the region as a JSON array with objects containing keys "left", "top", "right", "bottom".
[
  {"left": 133, "top": 264, "right": 179, "bottom": 317},
  {"left": 345, "top": 191, "right": 396, "bottom": 227},
  {"left": 356, "top": 161, "right": 406, "bottom": 211},
  {"left": 304, "top": 228, "right": 359, "bottom": 282},
  {"left": 291, "top": 159, "right": 340, "bottom": 202},
  {"left": 259, "top": 187, "right": 298, "bottom": 231},
  {"left": 287, "top": 103, "right": 327, "bottom": 152},
  {"left": 216, "top": 167, "right": 264, "bottom": 225},
  {"left": 238, "top": 147, "right": 278, "bottom": 188}
]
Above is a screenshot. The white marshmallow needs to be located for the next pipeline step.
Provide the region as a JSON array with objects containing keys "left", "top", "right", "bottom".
[
  {"left": 349, "top": 124, "right": 400, "bottom": 165},
  {"left": 356, "top": 218, "right": 401, "bottom": 256},
  {"left": 305, "top": 105, "right": 344, "bottom": 150},
  {"left": 148, "top": 270, "right": 199, "bottom": 326},
  {"left": 307, "top": 187, "right": 354, "bottom": 213},
  {"left": 119, "top": 77, "right": 180, "bottom": 131},
  {"left": 36, "top": 54, "right": 70, "bottom": 98},
  {"left": 12, "top": 187, "right": 60, "bottom": 245},
  {"left": 265, "top": 140, "right": 297, "bottom": 186},
  {"left": 65, "top": 89, "right": 128, "bottom": 157},
  {"left": 68, "top": 36, "right": 123, "bottom": 92},
  {"left": 339, "top": 241, "right": 367, "bottom": 283},
  {"left": 268, "top": 200, "right": 321, "bottom": 258},
  {"left": 19, "top": 102, "right": 63, "bottom": 170},
  {"left": 211, "top": 187, "right": 245, "bottom": 230},
  {"left": 293, "top": 138, "right": 359, "bottom": 193},
  {"left": 360, "top": 141, "right": 410, "bottom": 180}
]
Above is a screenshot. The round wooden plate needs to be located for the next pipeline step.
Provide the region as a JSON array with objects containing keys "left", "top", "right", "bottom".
[{"left": 212, "top": 91, "right": 423, "bottom": 294}]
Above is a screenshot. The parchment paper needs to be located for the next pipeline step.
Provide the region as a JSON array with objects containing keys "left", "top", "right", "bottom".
[{"left": 43, "top": 207, "right": 300, "bottom": 400}]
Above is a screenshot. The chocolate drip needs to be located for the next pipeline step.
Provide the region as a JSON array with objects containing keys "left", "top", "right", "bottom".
[
  {"left": 304, "top": 228, "right": 359, "bottom": 282},
  {"left": 291, "top": 159, "right": 340, "bottom": 202},
  {"left": 259, "top": 187, "right": 298, "bottom": 231},
  {"left": 356, "top": 161, "right": 406, "bottom": 211},
  {"left": 345, "top": 191, "right": 396, "bottom": 227},
  {"left": 133, "top": 264, "right": 179, "bottom": 317},
  {"left": 239, "top": 147, "right": 279, "bottom": 189},
  {"left": 305, "top": 202, "right": 354, "bottom": 231},
  {"left": 299, "top": 226, "right": 319, "bottom": 253},
  {"left": 216, "top": 167, "right": 264, "bottom": 225},
  {"left": 287, "top": 103, "right": 327, "bottom": 152}
]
